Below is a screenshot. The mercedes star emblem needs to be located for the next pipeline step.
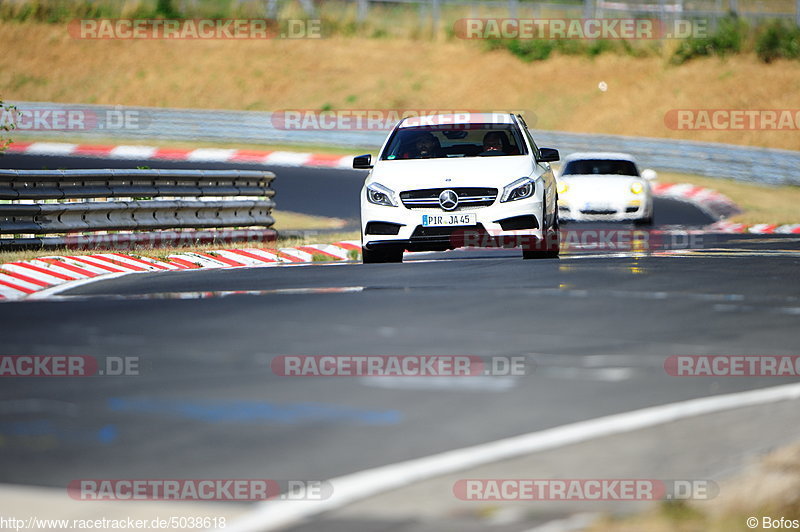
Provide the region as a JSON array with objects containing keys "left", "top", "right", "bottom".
[{"left": 438, "top": 189, "right": 459, "bottom": 211}]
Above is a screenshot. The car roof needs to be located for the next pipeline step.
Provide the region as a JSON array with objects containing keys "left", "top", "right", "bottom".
[
  {"left": 562, "top": 152, "right": 638, "bottom": 163},
  {"left": 399, "top": 113, "right": 516, "bottom": 128}
]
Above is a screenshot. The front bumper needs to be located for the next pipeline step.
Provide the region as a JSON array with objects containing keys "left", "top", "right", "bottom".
[
  {"left": 559, "top": 196, "right": 651, "bottom": 222},
  {"left": 362, "top": 197, "right": 545, "bottom": 252}
]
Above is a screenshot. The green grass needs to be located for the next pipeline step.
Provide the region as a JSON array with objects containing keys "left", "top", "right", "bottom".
[
  {"left": 2, "top": 0, "right": 798, "bottom": 65},
  {"left": 0, "top": 0, "right": 263, "bottom": 22},
  {"left": 485, "top": 36, "right": 656, "bottom": 63},
  {"left": 585, "top": 441, "right": 800, "bottom": 532},
  {"left": 755, "top": 19, "right": 800, "bottom": 62},
  {"left": 670, "top": 14, "right": 800, "bottom": 65},
  {"left": 671, "top": 15, "right": 749, "bottom": 64}
]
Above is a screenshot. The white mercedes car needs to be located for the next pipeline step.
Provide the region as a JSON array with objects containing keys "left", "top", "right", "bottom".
[
  {"left": 556, "top": 152, "right": 656, "bottom": 225},
  {"left": 355, "top": 113, "right": 561, "bottom": 263}
]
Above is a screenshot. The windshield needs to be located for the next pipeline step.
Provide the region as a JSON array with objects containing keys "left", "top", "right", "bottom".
[
  {"left": 380, "top": 123, "right": 527, "bottom": 160},
  {"left": 561, "top": 159, "right": 640, "bottom": 176}
]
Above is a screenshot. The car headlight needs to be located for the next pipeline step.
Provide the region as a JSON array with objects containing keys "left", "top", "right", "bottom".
[
  {"left": 557, "top": 181, "right": 568, "bottom": 194},
  {"left": 366, "top": 183, "right": 397, "bottom": 207},
  {"left": 630, "top": 182, "right": 644, "bottom": 194},
  {"left": 500, "top": 177, "right": 536, "bottom": 203}
]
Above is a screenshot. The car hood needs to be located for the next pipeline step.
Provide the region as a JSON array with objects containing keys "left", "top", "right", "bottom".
[{"left": 369, "top": 156, "right": 537, "bottom": 191}]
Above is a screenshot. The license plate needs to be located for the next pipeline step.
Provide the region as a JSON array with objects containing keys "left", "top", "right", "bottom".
[{"left": 422, "top": 213, "right": 477, "bottom": 227}]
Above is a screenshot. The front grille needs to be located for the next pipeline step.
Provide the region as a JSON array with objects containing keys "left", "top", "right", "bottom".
[
  {"left": 400, "top": 188, "right": 497, "bottom": 210},
  {"left": 410, "top": 223, "right": 485, "bottom": 240}
]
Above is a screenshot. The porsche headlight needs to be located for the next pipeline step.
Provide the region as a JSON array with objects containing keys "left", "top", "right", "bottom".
[
  {"left": 366, "top": 183, "right": 397, "bottom": 207},
  {"left": 557, "top": 181, "right": 568, "bottom": 194},
  {"left": 501, "top": 177, "right": 536, "bottom": 203},
  {"left": 630, "top": 182, "right": 644, "bottom": 195}
]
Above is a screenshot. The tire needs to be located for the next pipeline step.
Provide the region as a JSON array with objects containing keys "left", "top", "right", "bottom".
[
  {"left": 523, "top": 230, "right": 560, "bottom": 259},
  {"left": 633, "top": 201, "right": 654, "bottom": 226},
  {"left": 362, "top": 245, "right": 404, "bottom": 264},
  {"left": 523, "top": 197, "right": 560, "bottom": 260}
]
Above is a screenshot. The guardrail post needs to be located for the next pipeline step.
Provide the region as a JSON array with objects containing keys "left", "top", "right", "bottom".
[
  {"left": 508, "top": 0, "right": 518, "bottom": 18},
  {"left": 266, "top": 0, "right": 278, "bottom": 18},
  {"left": 297, "top": 0, "right": 316, "bottom": 17},
  {"left": 357, "top": 0, "right": 368, "bottom": 22},
  {"left": 711, "top": 0, "right": 722, "bottom": 30},
  {"left": 583, "top": 0, "right": 594, "bottom": 19},
  {"left": 796, "top": 0, "right": 799, "bottom": 26},
  {"left": 432, "top": 0, "right": 441, "bottom": 37}
]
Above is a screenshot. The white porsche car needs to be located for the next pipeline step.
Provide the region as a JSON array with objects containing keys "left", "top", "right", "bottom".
[
  {"left": 354, "top": 113, "right": 561, "bottom": 263},
  {"left": 556, "top": 152, "right": 656, "bottom": 225}
]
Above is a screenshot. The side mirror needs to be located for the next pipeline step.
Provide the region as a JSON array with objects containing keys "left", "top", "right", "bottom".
[
  {"left": 537, "top": 148, "right": 560, "bottom": 163},
  {"left": 353, "top": 154, "right": 373, "bottom": 169},
  {"left": 641, "top": 168, "right": 657, "bottom": 181}
]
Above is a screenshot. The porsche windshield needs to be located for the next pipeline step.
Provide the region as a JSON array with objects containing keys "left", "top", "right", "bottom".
[
  {"left": 561, "top": 159, "right": 640, "bottom": 176},
  {"left": 380, "top": 123, "right": 527, "bottom": 160}
]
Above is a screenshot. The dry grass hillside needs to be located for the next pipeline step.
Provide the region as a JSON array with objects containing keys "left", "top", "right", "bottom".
[{"left": 1, "top": 22, "right": 799, "bottom": 150}]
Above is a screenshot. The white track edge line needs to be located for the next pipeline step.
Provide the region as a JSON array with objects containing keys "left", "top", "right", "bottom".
[
  {"left": 26, "top": 272, "right": 136, "bottom": 299},
  {"left": 217, "top": 382, "right": 800, "bottom": 532}
]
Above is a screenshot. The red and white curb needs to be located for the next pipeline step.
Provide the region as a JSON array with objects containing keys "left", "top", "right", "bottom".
[
  {"left": 0, "top": 241, "right": 362, "bottom": 302},
  {"left": 705, "top": 220, "right": 800, "bottom": 234},
  {"left": 651, "top": 182, "right": 741, "bottom": 220},
  {"left": 651, "top": 183, "right": 799, "bottom": 233},
  {"left": 6, "top": 142, "right": 356, "bottom": 169}
]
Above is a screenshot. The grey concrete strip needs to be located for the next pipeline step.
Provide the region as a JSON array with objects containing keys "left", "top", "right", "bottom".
[{"left": 301, "top": 398, "right": 800, "bottom": 531}]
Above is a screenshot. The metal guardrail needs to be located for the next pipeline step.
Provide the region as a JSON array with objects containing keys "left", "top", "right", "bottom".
[
  {"left": 266, "top": 0, "right": 799, "bottom": 26},
  {"left": 6, "top": 101, "right": 800, "bottom": 186},
  {"left": 343, "top": 0, "right": 800, "bottom": 26},
  {"left": 0, "top": 169, "right": 276, "bottom": 250},
  {"left": 530, "top": 130, "right": 800, "bottom": 187}
]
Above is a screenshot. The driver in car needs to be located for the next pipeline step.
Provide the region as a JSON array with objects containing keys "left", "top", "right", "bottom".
[{"left": 479, "top": 131, "right": 507, "bottom": 156}]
